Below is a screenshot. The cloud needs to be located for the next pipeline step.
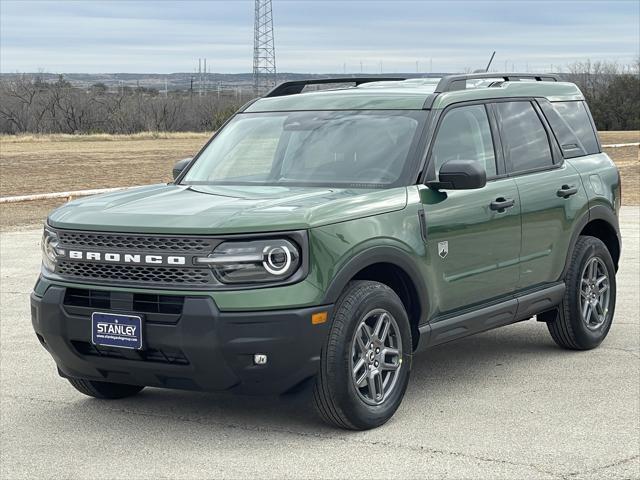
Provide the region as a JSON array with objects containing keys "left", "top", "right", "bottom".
[{"left": 1, "top": 0, "right": 638, "bottom": 73}]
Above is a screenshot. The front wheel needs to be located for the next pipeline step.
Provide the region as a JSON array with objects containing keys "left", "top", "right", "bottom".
[
  {"left": 546, "top": 236, "right": 616, "bottom": 350},
  {"left": 313, "top": 281, "right": 412, "bottom": 430}
]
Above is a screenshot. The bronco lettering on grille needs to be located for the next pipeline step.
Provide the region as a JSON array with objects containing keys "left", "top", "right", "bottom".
[{"left": 68, "top": 250, "right": 186, "bottom": 265}]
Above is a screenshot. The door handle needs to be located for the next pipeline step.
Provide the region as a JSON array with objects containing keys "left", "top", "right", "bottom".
[
  {"left": 557, "top": 184, "right": 578, "bottom": 198},
  {"left": 490, "top": 197, "right": 515, "bottom": 212}
]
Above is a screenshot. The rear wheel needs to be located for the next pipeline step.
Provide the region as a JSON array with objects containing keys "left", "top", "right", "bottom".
[
  {"left": 67, "top": 378, "right": 144, "bottom": 399},
  {"left": 313, "top": 281, "right": 412, "bottom": 430},
  {"left": 546, "top": 236, "right": 616, "bottom": 350}
]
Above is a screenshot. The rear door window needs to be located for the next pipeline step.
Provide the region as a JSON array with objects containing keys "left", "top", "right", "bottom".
[{"left": 496, "top": 101, "right": 553, "bottom": 173}]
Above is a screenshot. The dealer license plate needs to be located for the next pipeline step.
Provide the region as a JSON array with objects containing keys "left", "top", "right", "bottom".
[{"left": 91, "top": 312, "right": 143, "bottom": 350}]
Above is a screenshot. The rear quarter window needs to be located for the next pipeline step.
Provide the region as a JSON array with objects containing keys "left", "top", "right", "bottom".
[{"left": 539, "top": 100, "right": 600, "bottom": 157}]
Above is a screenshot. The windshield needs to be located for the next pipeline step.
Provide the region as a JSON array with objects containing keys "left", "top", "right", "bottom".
[{"left": 181, "top": 110, "right": 426, "bottom": 188}]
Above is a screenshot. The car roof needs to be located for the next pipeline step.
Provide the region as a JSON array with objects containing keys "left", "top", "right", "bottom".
[{"left": 245, "top": 77, "right": 585, "bottom": 112}]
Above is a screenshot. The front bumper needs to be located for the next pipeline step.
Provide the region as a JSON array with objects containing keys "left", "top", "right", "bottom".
[{"left": 31, "top": 285, "right": 332, "bottom": 394}]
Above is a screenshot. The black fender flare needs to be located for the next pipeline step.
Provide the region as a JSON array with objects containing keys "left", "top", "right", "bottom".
[
  {"left": 321, "top": 245, "right": 429, "bottom": 325},
  {"left": 561, "top": 204, "right": 621, "bottom": 280}
]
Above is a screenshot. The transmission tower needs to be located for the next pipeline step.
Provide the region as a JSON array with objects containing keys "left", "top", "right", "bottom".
[{"left": 253, "top": 0, "right": 277, "bottom": 94}]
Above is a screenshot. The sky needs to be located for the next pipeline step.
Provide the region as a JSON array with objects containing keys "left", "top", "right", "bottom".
[{"left": 1, "top": 0, "right": 638, "bottom": 74}]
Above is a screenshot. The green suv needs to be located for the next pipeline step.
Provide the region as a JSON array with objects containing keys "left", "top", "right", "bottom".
[{"left": 32, "top": 74, "right": 621, "bottom": 430}]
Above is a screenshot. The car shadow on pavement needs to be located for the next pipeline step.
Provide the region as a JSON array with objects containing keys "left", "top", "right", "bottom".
[{"left": 59, "top": 322, "right": 570, "bottom": 433}]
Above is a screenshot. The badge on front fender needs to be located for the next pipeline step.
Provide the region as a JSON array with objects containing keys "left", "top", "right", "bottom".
[{"left": 438, "top": 241, "right": 448, "bottom": 259}]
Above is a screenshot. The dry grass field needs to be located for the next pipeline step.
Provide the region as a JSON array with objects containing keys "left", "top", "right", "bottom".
[
  {"left": 0, "top": 132, "right": 210, "bottom": 197},
  {"left": 1, "top": 131, "right": 638, "bottom": 230},
  {"left": 599, "top": 131, "right": 640, "bottom": 144}
]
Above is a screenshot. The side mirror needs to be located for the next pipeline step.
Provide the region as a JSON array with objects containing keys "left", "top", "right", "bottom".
[
  {"left": 429, "top": 159, "right": 487, "bottom": 190},
  {"left": 172, "top": 158, "right": 192, "bottom": 181}
]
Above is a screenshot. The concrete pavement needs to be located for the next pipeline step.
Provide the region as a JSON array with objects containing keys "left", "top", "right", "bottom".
[{"left": 1, "top": 207, "right": 638, "bottom": 479}]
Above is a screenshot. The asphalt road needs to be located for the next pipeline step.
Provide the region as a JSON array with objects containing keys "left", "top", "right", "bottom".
[{"left": 1, "top": 207, "right": 638, "bottom": 479}]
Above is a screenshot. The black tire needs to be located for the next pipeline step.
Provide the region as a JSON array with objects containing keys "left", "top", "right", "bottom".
[
  {"left": 313, "top": 281, "right": 412, "bottom": 430},
  {"left": 67, "top": 378, "right": 144, "bottom": 399},
  {"left": 547, "top": 236, "right": 616, "bottom": 350}
]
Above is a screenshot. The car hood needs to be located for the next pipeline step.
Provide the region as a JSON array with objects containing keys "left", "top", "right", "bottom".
[{"left": 48, "top": 184, "right": 408, "bottom": 234}]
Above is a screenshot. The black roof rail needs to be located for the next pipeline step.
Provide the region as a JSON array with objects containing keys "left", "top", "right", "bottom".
[
  {"left": 264, "top": 77, "right": 407, "bottom": 98},
  {"left": 434, "top": 73, "right": 560, "bottom": 93}
]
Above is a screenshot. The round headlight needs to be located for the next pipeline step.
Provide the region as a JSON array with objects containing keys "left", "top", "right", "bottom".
[
  {"left": 199, "top": 238, "right": 301, "bottom": 284},
  {"left": 262, "top": 245, "right": 292, "bottom": 275}
]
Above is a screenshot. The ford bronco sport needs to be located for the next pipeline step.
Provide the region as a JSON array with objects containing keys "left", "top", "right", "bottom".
[{"left": 32, "top": 74, "right": 621, "bottom": 430}]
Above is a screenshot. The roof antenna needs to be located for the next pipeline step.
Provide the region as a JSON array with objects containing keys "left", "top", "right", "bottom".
[{"left": 485, "top": 51, "right": 496, "bottom": 72}]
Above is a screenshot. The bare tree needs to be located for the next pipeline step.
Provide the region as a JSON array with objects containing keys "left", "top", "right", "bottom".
[
  {"left": 0, "top": 75, "right": 42, "bottom": 132},
  {"left": 563, "top": 59, "right": 639, "bottom": 130},
  {"left": 3, "top": 62, "right": 633, "bottom": 135}
]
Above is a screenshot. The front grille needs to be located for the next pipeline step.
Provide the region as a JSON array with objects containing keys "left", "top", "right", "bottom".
[
  {"left": 54, "top": 229, "right": 221, "bottom": 288},
  {"left": 62, "top": 288, "right": 186, "bottom": 324},
  {"left": 64, "top": 288, "right": 110, "bottom": 309},
  {"left": 57, "top": 261, "right": 213, "bottom": 286},
  {"left": 72, "top": 341, "right": 189, "bottom": 365},
  {"left": 133, "top": 294, "right": 185, "bottom": 314},
  {"left": 58, "top": 231, "right": 216, "bottom": 252}
]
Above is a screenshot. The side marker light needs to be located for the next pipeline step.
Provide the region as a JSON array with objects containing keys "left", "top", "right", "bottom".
[{"left": 312, "top": 311, "right": 328, "bottom": 325}]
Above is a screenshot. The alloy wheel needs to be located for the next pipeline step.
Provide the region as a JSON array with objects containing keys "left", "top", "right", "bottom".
[
  {"left": 580, "top": 257, "right": 610, "bottom": 330},
  {"left": 350, "top": 309, "right": 403, "bottom": 406}
]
